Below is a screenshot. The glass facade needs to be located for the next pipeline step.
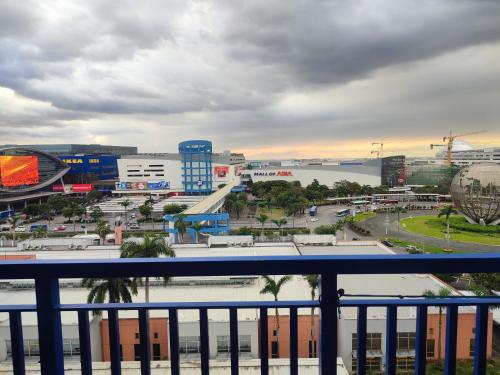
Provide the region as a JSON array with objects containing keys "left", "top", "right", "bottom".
[
  {"left": 178, "top": 140, "right": 213, "bottom": 195},
  {"left": 406, "top": 163, "right": 458, "bottom": 186},
  {"left": 381, "top": 156, "right": 406, "bottom": 187}
]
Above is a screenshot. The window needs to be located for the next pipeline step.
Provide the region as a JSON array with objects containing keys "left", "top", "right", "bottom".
[
  {"left": 271, "top": 341, "right": 279, "bottom": 358},
  {"left": 396, "top": 357, "right": 415, "bottom": 373},
  {"left": 366, "top": 357, "right": 381, "bottom": 372},
  {"left": 154, "top": 332, "right": 159, "bottom": 339},
  {"left": 120, "top": 345, "right": 123, "bottom": 361},
  {"left": 134, "top": 344, "right": 141, "bottom": 361},
  {"left": 153, "top": 343, "right": 161, "bottom": 360},
  {"left": 309, "top": 340, "right": 317, "bottom": 358},
  {"left": 352, "top": 333, "right": 382, "bottom": 352},
  {"left": 397, "top": 332, "right": 416, "bottom": 351},
  {"left": 470, "top": 339, "right": 475, "bottom": 357},
  {"left": 216, "top": 335, "right": 252, "bottom": 354},
  {"left": 426, "top": 339, "right": 435, "bottom": 358},
  {"left": 135, "top": 333, "right": 139, "bottom": 339},
  {"left": 428, "top": 328, "right": 434, "bottom": 335},
  {"left": 179, "top": 336, "right": 200, "bottom": 354},
  {"left": 272, "top": 330, "right": 277, "bottom": 337}
]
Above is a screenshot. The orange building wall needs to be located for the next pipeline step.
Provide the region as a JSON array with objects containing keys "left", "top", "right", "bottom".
[
  {"left": 426, "top": 312, "right": 493, "bottom": 360},
  {"left": 259, "top": 314, "right": 320, "bottom": 359},
  {"left": 0, "top": 254, "right": 36, "bottom": 260},
  {"left": 101, "top": 318, "right": 169, "bottom": 361}
]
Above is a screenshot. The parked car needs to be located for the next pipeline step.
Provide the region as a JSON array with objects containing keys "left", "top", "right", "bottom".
[
  {"left": 405, "top": 245, "right": 418, "bottom": 251},
  {"left": 0, "top": 224, "right": 11, "bottom": 232},
  {"left": 14, "top": 225, "right": 26, "bottom": 232},
  {"left": 129, "top": 213, "right": 136, "bottom": 219},
  {"left": 53, "top": 225, "right": 66, "bottom": 232},
  {"left": 128, "top": 223, "right": 140, "bottom": 230},
  {"left": 382, "top": 240, "right": 394, "bottom": 247},
  {"left": 352, "top": 237, "right": 360, "bottom": 241},
  {"left": 310, "top": 217, "right": 319, "bottom": 222}
]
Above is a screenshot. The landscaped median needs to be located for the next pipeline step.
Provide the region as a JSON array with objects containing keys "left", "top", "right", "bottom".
[
  {"left": 351, "top": 211, "right": 376, "bottom": 222},
  {"left": 400, "top": 215, "right": 500, "bottom": 246},
  {"left": 386, "top": 238, "right": 459, "bottom": 254}
]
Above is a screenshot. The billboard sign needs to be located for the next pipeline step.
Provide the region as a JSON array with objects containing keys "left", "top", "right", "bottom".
[
  {"left": 0, "top": 156, "right": 39, "bottom": 187},
  {"left": 115, "top": 181, "right": 170, "bottom": 190},
  {"left": 214, "top": 166, "right": 229, "bottom": 180},
  {"left": 52, "top": 184, "right": 93, "bottom": 192},
  {"left": 253, "top": 170, "right": 293, "bottom": 177}
]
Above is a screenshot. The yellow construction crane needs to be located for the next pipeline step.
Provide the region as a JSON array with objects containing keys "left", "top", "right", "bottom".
[
  {"left": 430, "top": 130, "right": 487, "bottom": 165},
  {"left": 372, "top": 141, "right": 385, "bottom": 158}
]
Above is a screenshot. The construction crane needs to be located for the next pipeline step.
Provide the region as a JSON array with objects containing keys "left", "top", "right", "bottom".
[
  {"left": 430, "top": 130, "right": 487, "bottom": 165},
  {"left": 372, "top": 141, "right": 385, "bottom": 158},
  {"left": 370, "top": 150, "right": 380, "bottom": 158}
]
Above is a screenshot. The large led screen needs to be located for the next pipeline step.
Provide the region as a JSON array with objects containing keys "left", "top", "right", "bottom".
[{"left": 0, "top": 156, "right": 39, "bottom": 187}]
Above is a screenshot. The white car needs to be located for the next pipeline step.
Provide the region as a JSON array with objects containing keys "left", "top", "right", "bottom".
[
  {"left": 15, "top": 225, "right": 26, "bottom": 232},
  {"left": 310, "top": 217, "right": 319, "bottom": 222}
]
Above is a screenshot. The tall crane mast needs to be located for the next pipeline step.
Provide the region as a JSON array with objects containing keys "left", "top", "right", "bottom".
[
  {"left": 430, "top": 130, "right": 487, "bottom": 165},
  {"left": 372, "top": 142, "right": 384, "bottom": 158}
]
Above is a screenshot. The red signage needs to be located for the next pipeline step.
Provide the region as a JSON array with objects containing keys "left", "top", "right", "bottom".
[{"left": 52, "top": 184, "right": 93, "bottom": 192}]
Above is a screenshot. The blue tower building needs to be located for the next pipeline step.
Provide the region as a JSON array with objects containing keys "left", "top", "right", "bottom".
[{"left": 178, "top": 140, "right": 213, "bottom": 195}]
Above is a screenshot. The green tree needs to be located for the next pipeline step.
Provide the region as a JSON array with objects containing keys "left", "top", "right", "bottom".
[
  {"left": 120, "top": 235, "right": 175, "bottom": 303},
  {"left": 192, "top": 223, "right": 205, "bottom": 244},
  {"left": 82, "top": 277, "right": 138, "bottom": 315},
  {"left": 255, "top": 214, "right": 269, "bottom": 238},
  {"left": 438, "top": 205, "right": 458, "bottom": 249},
  {"left": 423, "top": 287, "right": 452, "bottom": 364},
  {"left": 119, "top": 199, "right": 132, "bottom": 229},
  {"left": 8, "top": 215, "right": 22, "bottom": 242},
  {"left": 174, "top": 213, "right": 187, "bottom": 243},
  {"left": 73, "top": 205, "right": 86, "bottom": 232},
  {"left": 85, "top": 190, "right": 103, "bottom": 204},
  {"left": 232, "top": 200, "right": 246, "bottom": 220},
  {"left": 163, "top": 204, "right": 183, "bottom": 215},
  {"left": 89, "top": 206, "right": 105, "bottom": 222},
  {"left": 95, "top": 219, "right": 111, "bottom": 245},
  {"left": 33, "top": 226, "right": 47, "bottom": 238},
  {"left": 304, "top": 274, "right": 319, "bottom": 357},
  {"left": 260, "top": 275, "right": 292, "bottom": 356},
  {"left": 62, "top": 206, "right": 74, "bottom": 229},
  {"left": 139, "top": 203, "right": 153, "bottom": 221},
  {"left": 272, "top": 217, "right": 287, "bottom": 237},
  {"left": 314, "top": 225, "right": 337, "bottom": 235},
  {"left": 392, "top": 206, "right": 404, "bottom": 232},
  {"left": 47, "top": 194, "right": 69, "bottom": 214}
]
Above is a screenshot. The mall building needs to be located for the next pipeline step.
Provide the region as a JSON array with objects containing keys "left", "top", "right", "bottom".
[{"left": 240, "top": 156, "right": 406, "bottom": 188}]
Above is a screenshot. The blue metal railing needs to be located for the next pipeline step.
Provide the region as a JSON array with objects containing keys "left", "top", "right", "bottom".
[{"left": 0, "top": 253, "right": 500, "bottom": 375}]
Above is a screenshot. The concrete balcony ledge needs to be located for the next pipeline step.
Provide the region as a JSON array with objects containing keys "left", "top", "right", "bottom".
[{"left": 0, "top": 358, "right": 349, "bottom": 374}]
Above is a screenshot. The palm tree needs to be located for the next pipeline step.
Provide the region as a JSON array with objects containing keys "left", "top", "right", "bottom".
[
  {"left": 119, "top": 199, "right": 132, "bottom": 229},
  {"left": 255, "top": 214, "right": 269, "bottom": 238},
  {"left": 8, "top": 215, "right": 22, "bottom": 242},
  {"left": 335, "top": 219, "right": 347, "bottom": 241},
  {"left": 272, "top": 218, "right": 287, "bottom": 237},
  {"left": 174, "top": 213, "right": 187, "bottom": 243},
  {"left": 95, "top": 219, "right": 111, "bottom": 245},
  {"left": 423, "top": 287, "right": 452, "bottom": 364},
  {"left": 232, "top": 200, "right": 245, "bottom": 220},
  {"left": 260, "top": 275, "right": 293, "bottom": 356},
  {"left": 192, "top": 223, "right": 204, "bottom": 244},
  {"left": 82, "top": 278, "right": 138, "bottom": 315},
  {"left": 393, "top": 206, "right": 404, "bottom": 232},
  {"left": 438, "top": 206, "right": 458, "bottom": 249},
  {"left": 304, "top": 274, "right": 319, "bottom": 357},
  {"left": 120, "top": 235, "right": 176, "bottom": 303}
]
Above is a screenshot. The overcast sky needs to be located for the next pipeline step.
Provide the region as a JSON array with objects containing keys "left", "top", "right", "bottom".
[{"left": 1, "top": 0, "right": 500, "bottom": 159}]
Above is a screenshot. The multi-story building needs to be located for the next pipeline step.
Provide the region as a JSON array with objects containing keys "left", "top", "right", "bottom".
[{"left": 0, "top": 241, "right": 492, "bottom": 373}]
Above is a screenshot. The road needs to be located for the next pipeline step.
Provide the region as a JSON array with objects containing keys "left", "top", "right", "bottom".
[{"left": 361, "top": 210, "right": 500, "bottom": 253}]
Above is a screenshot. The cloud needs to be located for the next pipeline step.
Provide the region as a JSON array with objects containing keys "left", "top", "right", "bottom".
[{"left": 0, "top": 0, "right": 499, "bottom": 157}]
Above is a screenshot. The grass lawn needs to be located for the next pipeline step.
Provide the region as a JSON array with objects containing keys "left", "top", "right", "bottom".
[
  {"left": 427, "top": 360, "right": 500, "bottom": 374},
  {"left": 400, "top": 215, "right": 500, "bottom": 246},
  {"left": 386, "top": 237, "right": 459, "bottom": 254},
  {"left": 352, "top": 211, "right": 376, "bottom": 222},
  {"left": 258, "top": 207, "right": 287, "bottom": 220}
]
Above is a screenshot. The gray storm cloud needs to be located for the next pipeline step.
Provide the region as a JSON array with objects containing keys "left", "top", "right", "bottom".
[{"left": 0, "top": 0, "right": 499, "bottom": 155}]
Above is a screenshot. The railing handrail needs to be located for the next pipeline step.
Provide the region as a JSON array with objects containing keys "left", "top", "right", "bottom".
[{"left": 0, "top": 253, "right": 500, "bottom": 279}]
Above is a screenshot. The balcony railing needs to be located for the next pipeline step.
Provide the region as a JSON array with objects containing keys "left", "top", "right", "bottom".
[{"left": 1, "top": 253, "right": 500, "bottom": 375}]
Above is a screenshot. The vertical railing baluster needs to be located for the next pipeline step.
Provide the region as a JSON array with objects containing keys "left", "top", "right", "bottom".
[
  {"left": 319, "top": 273, "right": 338, "bottom": 375},
  {"left": 385, "top": 306, "right": 397, "bottom": 375},
  {"left": 230, "top": 308, "right": 239, "bottom": 375},
  {"left": 473, "top": 305, "right": 489, "bottom": 375},
  {"left": 108, "top": 309, "right": 121, "bottom": 375},
  {"left": 168, "top": 308, "right": 180, "bottom": 375},
  {"left": 260, "top": 308, "right": 269, "bottom": 375},
  {"left": 444, "top": 305, "right": 458, "bottom": 375},
  {"left": 78, "top": 310, "right": 92, "bottom": 375},
  {"left": 139, "top": 309, "right": 151, "bottom": 375},
  {"left": 200, "top": 308, "right": 210, "bottom": 375},
  {"left": 9, "top": 311, "right": 25, "bottom": 375},
  {"left": 356, "top": 306, "right": 367, "bottom": 375},
  {"left": 415, "top": 305, "right": 428, "bottom": 375},
  {"left": 290, "top": 307, "right": 298, "bottom": 375},
  {"left": 35, "top": 277, "right": 64, "bottom": 375}
]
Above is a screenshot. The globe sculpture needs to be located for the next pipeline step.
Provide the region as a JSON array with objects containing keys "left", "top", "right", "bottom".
[{"left": 450, "top": 163, "right": 500, "bottom": 225}]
